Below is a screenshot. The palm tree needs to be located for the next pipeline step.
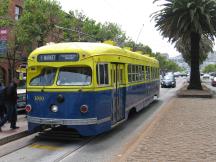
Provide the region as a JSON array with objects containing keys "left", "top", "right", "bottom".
[
  {"left": 175, "top": 36, "right": 213, "bottom": 66},
  {"left": 152, "top": 0, "right": 216, "bottom": 89}
]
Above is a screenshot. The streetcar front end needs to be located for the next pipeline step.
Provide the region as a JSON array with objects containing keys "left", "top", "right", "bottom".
[{"left": 26, "top": 44, "right": 112, "bottom": 136}]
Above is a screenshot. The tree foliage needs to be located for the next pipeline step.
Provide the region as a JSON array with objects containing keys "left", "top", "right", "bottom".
[
  {"left": 1, "top": 0, "right": 186, "bottom": 82},
  {"left": 154, "top": 52, "right": 183, "bottom": 72},
  {"left": 123, "top": 39, "right": 153, "bottom": 55},
  {"left": 202, "top": 64, "right": 216, "bottom": 73},
  {"left": 175, "top": 36, "right": 213, "bottom": 65},
  {"left": 152, "top": 0, "right": 216, "bottom": 90},
  {"left": 0, "top": 0, "right": 13, "bottom": 27},
  {"left": 16, "top": 0, "right": 64, "bottom": 52}
]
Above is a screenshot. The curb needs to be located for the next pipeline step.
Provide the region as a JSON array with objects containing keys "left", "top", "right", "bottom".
[
  {"left": 0, "top": 134, "right": 36, "bottom": 158},
  {"left": 0, "top": 130, "right": 30, "bottom": 146},
  {"left": 177, "top": 84, "right": 213, "bottom": 98}
]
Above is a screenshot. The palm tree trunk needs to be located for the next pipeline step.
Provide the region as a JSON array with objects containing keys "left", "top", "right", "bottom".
[{"left": 188, "top": 32, "right": 202, "bottom": 90}]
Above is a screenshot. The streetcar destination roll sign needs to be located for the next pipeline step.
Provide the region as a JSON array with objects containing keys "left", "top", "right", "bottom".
[{"left": 38, "top": 53, "right": 79, "bottom": 62}]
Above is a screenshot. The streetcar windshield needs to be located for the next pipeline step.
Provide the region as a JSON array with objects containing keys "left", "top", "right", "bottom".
[
  {"left": 57, "top": 67, "right": 92, "bottom": 86},
  {"left": 30, "top": 67, "right": 57, "bottom": 86}
]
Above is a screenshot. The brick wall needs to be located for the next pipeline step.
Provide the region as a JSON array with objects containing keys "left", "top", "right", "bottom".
[
  {"left": 0, "top": 0, "right": 24, "bottom": 85},
  {"left": 8, "top": 0, "right": 23, "bottom": 20}
]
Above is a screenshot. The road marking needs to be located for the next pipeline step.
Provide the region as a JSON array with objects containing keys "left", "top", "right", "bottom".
[{"left": 30, "top": 144, "right": 63, "bottom": 151}]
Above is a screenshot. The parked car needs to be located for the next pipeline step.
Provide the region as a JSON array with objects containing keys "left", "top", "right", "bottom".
[
  {"left": 212, "top": 77, "right": 216, "bottom": 87},
  {"left": 161, "top": 75, "right": 176, "bottom": 88},
  {"left": 17, "top": 80, "right": 26, "bottom": 112},
  {"left": 210, "top": 72, "right": 216, "bottom": 80},
  {"left": 202, "top": 73, "right": 210, "bottom": 80}
]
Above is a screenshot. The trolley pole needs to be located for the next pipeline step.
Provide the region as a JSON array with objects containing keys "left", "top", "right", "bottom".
[{"left": 134, "top": 24, "right": 144, "bottom": 51}]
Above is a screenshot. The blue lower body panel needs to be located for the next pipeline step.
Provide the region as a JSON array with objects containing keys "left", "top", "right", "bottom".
[
  {"left": 28, "top": 120, "right": 111, "bottom": 136},
  {"left": 27, "top": 80, "right": 159, "bottom": 136}
]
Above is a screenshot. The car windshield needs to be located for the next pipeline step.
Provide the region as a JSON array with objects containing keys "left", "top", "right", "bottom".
[
  {"left": 30, "top": 67, "right": 57, "bottom": 86},
  {"left": 57, "top": 67, "right": 92, "bottom": 86},
  {"left": 164, "top": 76, "right": 173, "bottom": 80}
]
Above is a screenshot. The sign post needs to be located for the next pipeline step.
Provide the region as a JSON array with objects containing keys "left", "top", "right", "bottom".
[{"left": 0, "top": 28, "right": 8, "bottom": 55}]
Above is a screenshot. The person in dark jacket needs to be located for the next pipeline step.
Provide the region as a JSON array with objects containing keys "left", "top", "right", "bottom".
[
  {"left": 0, "top": 79, "right": 19, "bottom": 130},
  {"left": 0, "top": 82, "right": 6, "bottom": 131},
  {"left": 5, "top": 80, "right": 19, "bottom": 129}
]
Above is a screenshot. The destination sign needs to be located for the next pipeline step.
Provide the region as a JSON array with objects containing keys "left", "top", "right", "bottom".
[{"left": 37, "top": 53, "right": 79, "bottom": 62}]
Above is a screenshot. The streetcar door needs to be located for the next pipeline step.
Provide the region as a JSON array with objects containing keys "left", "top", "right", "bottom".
[{"left": 111, "top": 63, "right": 125, "bottom": 124}]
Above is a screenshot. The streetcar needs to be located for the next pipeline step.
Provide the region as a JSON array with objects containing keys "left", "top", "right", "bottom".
[{"left": 26, "top": 42, "right": 160, "bottom": 136}]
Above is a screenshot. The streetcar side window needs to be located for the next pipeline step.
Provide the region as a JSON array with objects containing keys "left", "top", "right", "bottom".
[
  {"left": 142, "top": 66, "right": 145, "bottom": 81},
  {"left": 128, "top": 64, "right": 132, "bottom": 82},
  {"left": 97, "top": 63, "right": 109, "bottom": 86},
  {"left": 30, "top": 67, "right": 57, "bottom": 86},
  {"left": 128, "top": 64, "right": 145, "bottom": 83},
  {"left": 146, "top": 66, "right": 150, "bottom": 81}
]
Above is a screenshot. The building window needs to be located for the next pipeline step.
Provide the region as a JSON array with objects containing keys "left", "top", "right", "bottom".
[{"left": 15, "top": 5, "right": 22, "bottom": 20}]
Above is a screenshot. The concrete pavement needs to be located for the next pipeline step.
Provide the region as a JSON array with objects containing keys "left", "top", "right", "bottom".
[
  {"left": 0, "top": 114, "right": 28, "bottom": 146},
  {"left": 116, "top": 84, "right": 216, "bottom": 162}
]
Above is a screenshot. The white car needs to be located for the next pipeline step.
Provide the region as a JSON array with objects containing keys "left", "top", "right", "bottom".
[{"left": 202, "top": 74, "right": 210, "bottom": 80}]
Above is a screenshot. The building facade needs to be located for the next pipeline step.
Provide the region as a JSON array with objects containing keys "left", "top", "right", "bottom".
[
  {"left": 0, "top": 0, "right": 63, "bottom": 85},
  {"left": 0, "top": 0, "right": 24, "bottom": 85}
]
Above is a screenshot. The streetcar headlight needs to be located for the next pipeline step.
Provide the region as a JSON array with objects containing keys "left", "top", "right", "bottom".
[{"left": 51, "top": 105, "right": 58, "bottom": 112}]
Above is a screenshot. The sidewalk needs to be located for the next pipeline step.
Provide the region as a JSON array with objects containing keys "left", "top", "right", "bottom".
[
  {"left": 117, "top": 85, "right": 216, "bottom": 161},
  {"left": 0, "top": 115, "right": 28, "bottom": 145}
]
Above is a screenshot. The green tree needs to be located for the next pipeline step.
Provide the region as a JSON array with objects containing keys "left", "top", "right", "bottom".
[
  {"left": 60, "top": 11, "right": 125, "bottom": 43},
  {"left": 98, "top": 22, "right": 127, "bottom": 45},
  {"left": 60, "top": 10, "right": 88, "bottom": 42},
  {"left": 0, "top": 0, "right": 12, "bottom": 27},
  {"left": 16, "top": 0, "right": 64, "bottom": 52},
  {"left": 152, "top": 0, "right": 216, "bottom": 90},
  {"left": 175, "top": 36, "right": 213, "bottom": 65},
  {"left": 154, "top": 52, "right": 183, "bottom": 73},
  {"left": 124, "top": 39, "right": 153, "bottom": 55},
  {"left": 202, "top": 64, "right": 216, "bottom": 73}
]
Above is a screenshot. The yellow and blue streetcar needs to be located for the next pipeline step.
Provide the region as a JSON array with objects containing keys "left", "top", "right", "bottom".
[{"left": 26, "top": 42, "right": 160, "bottom": 136}]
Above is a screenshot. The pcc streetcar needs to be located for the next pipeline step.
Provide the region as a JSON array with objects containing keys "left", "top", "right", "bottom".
[{"left": 26, "top": 42, "right": 160, "bottom": 136}]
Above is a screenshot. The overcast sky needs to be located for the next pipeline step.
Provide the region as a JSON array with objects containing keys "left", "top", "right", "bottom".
[{"left": 58, "top": 0, "right": 182, "bottom": 57}]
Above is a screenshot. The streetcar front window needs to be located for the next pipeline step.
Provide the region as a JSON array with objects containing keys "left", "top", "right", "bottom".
[
  {"left": 30, "top": 67, "right": 57, "bottom": 86},
  {"left": 57, "top": 67, "right": 92, "bottom": 86}
]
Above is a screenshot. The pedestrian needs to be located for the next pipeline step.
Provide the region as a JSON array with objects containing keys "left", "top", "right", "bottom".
[
  {"left": 6, "top": 79, "right": 19, "bottom": 129},
  {"left": 0, "top": 82, "right": 6, "bottom": 131},
  {"left": 0, "top": 79, "right": 19, "bottom": 130}
]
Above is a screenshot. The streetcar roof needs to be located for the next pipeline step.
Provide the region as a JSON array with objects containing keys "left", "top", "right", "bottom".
[{"left": 29, "top": 42, "right": 158, "bottom": 63}]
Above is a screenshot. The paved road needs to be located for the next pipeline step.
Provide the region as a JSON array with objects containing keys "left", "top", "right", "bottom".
[{"left": 0, "top": 78, "right": 185, "bottom": 162}]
